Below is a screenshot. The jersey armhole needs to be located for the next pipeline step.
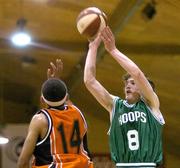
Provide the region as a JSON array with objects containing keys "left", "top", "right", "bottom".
[
  {"left": 108, "top": 96, "right": 119, "bottom": 135},
  {"left": 110, "top": 96, "right": 120, "bottom": 122},
  {"left": 72, "top": 105, "right": 88, "bottom": 134},
  {"left": 150, "top": 109, "right": 165, "bottom": 125},
  {"left": 36, "top": 109, "right": 52, "bottom": 146},
  {"left": 143, "top": 101, "right": 165, "bottom": 125}
]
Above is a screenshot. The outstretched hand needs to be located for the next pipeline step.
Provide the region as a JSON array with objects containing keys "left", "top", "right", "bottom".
[
  {"left": 88, "top": 33, "right": 102, "bottom": 49},
  {"left": 101, "top": 26, "right": 116, "bottom": 53},
  {"left": 47, "top": 59, "right": 63, "bottom": 79}
]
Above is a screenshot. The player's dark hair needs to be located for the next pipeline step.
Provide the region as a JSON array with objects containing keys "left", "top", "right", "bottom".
[
  {"left": 122, "top": 73, "right": 155, "bottom": 91},
  {"left": 41, "top": 78, "right": 68, "bottom": 106}
]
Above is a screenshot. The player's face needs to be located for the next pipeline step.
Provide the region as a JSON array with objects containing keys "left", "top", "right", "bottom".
[{"left": 124, "top": 77, "right": 140, "bottom": 103}]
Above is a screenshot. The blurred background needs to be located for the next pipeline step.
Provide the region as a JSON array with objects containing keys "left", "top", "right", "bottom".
[{"left": 0, "top": 0, "right": 180, "bottom": 167}]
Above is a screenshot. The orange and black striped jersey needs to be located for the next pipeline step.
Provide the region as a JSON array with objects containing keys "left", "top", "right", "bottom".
[{"left": 32, "top": 105, "right": 93, "bottom": 168}]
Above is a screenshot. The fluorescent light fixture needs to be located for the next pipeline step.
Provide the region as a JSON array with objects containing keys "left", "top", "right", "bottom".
[
  {"left": 11, "top": 32, "right": 31, "bottom": 47},
  {"left": 0, "top": 136, "right": 9, "bottom": 144}
]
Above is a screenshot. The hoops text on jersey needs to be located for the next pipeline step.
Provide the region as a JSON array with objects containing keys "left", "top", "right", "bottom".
[{"left": 118, "top": 111, "right": 146, "bottom": 125}]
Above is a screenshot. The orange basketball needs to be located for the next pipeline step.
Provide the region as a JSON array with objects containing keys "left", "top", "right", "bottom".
[{"left": 76, "top": 7, "right": 107, "bottom": 40}]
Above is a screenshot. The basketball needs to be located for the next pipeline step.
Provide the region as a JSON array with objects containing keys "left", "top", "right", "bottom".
[{"left": 76, "top": 7, "right": 107, "bottom": 40}]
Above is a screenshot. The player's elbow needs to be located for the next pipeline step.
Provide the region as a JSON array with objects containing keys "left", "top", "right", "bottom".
[
  {"left": 84, "top": 77, "right": 93, "bottom": 87},
  {"left": 131, "top": 68, "right": 143, "bottom": 80},
  {"left": 84, "top": 72, "right": 93, "bottom": 84}
]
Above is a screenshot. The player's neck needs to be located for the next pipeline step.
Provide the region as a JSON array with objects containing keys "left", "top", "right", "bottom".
[
  {"left": 48, "top": 104, "right": 66, "bottom": 110},
  {"left": 126, "top": 97, "right": 140, "bottom": 104}
]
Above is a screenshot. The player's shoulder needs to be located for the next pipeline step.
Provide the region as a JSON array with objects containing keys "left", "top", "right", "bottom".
[
  {"left": 31, "top": 111, "right": 48, "bottom": 126},
  {"left": 112, "top": 95, "right": 124, "bottom": 105},
  {"left": 69, "top": 105, "right": 87, "bottom": 125},
  {"left": 68, "top": 104, "right": 82, "bottom": 113}
]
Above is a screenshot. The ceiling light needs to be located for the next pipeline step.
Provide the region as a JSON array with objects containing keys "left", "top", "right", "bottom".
[
  {"left": 11, "top": 32, "right": 31, "bottom": 46},
  {"left": 0, "top": 136, "right": 9, "bottom": 145},
  {"left": 11, "top": 18, "right": 32, "bottom": 47}
]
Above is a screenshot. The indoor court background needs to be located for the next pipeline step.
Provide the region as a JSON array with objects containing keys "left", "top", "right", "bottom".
[{"left": 0, "top": 0, "right": 180, "bottom": 167}]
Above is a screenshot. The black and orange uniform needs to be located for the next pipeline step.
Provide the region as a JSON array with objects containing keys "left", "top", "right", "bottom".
[{"left": 32, "top": 104, "right": 93, "bottom": 168}]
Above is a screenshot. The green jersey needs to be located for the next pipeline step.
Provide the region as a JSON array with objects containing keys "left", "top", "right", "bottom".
[{"left": 109, "top": 97, "right": 165, "bottom": 167}]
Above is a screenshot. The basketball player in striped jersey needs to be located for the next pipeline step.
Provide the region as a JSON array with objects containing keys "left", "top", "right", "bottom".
[
  {"left": 17, "top": 60, "right": 93, "bottom": 168},
  {"left": 84, "top": 26, "right": 165, "bottom": 168}
]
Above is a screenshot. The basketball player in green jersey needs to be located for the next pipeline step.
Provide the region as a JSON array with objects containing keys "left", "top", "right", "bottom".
[{"left": 84, "top": 26, "right": 165, "bottom": 168}]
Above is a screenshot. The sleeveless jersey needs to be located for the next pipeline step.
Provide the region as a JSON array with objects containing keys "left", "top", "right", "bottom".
[
  {"left": 32, "top": 105, "right": 93, "bottom": 168},
  {"left": 109, "top": 97, "right": 165, "bottom": 167}
]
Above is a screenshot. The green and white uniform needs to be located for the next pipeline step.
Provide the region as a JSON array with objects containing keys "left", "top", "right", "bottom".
[{"left": 109, "top": 97, "right": 165, "bottom": 168}]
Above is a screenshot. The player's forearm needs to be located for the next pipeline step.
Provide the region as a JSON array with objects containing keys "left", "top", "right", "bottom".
[
  {"left": 84, "top": 47, "right": 97, "bottom": 85},
  {"left": 110, "top": 48, "right": 142, "bottom": 78}
]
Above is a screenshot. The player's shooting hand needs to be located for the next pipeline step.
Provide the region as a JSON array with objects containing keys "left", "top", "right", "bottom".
[
  {"left": 88, "top": 33, "right": 102, "bottom": 49},
  {"left": 47, "top": 59, "right": 63, "bottom": 79},
  {"left": 101, "top": 26, "right": 116, "bottom": 53}
]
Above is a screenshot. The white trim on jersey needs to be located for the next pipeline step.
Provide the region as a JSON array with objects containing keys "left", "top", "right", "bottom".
[
  {"left": 72, "top": 104, "right": 88, "bottom": 131},
  {"left": 116, "top": 162, "right": 156, "bottom": 167},
  {"left": 36, "top": 109, "right": 52, "bottom": 146},
  {"left": 123, "top": 100, "right": 135, "bottom": 108},
  {"left": 80, "top": 142, "right": 90, "bottom": 160},
  {"left": 72, "top": 105, "right": 92, "bottom": 165},
  {"left": 142, "top": 99, "right": 165, "bottom": 125},
  {"left": 148, "top": 107, "right": 165, "bottom": 125},
  {"left": 107, "top": 96, "right": 119, "bottom": 135},
  {"left": 52, "top": 126, "right": 57, "bottom": 155},
  {"left": 48, "top": 163, "right": 54, "bottom": 168},
  {"left": 80, "top": 144, "right": 93, "bottom": 167},
  {"left": 111, "top": 96, "right": 119, "bottom": 122}
]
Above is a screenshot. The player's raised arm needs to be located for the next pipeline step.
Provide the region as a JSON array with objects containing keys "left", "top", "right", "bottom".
[
  {"left": 47, "top": 59, "right": 63, "bottom": 79},
  {"left": 84, "top": 34, "right": 114, "bottom": 114},
  {"left": 101, "top": 26, "right": 160, "bottom": 111}
]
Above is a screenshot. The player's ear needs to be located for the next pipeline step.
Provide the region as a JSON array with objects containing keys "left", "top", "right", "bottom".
[{"left": 40, "top": 95, "right": 44, "bottom": 103}]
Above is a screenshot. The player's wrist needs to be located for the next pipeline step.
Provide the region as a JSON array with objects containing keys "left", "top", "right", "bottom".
[
  {"left": 109, "top": 47, "right": 118, "bottom": 54},
  {"left": 89, "top": 44, "right": 99, "bottom": 51}
]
